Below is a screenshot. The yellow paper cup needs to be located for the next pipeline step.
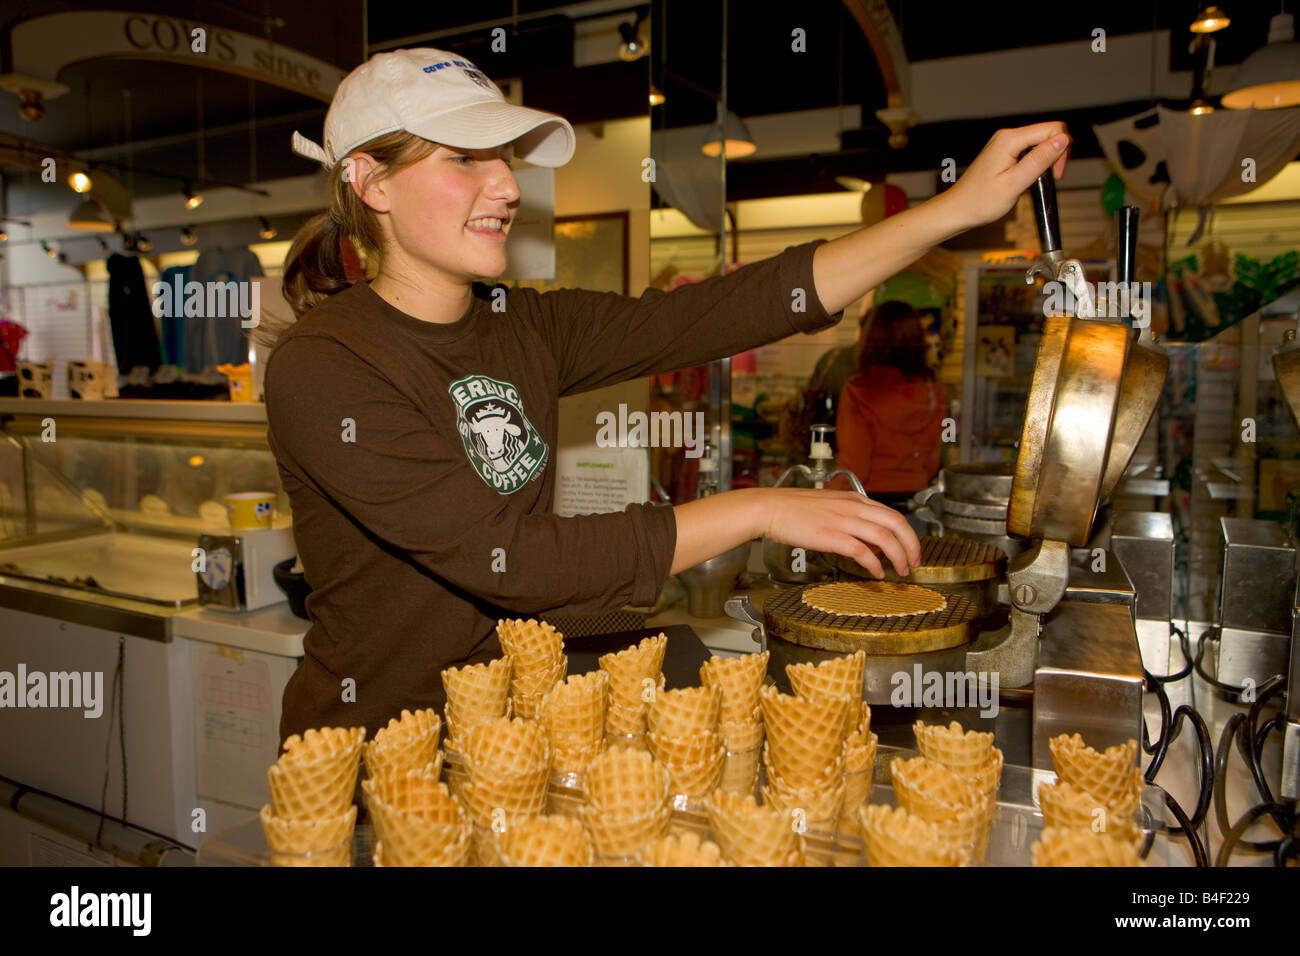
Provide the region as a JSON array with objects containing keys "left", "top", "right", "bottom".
[
  {"left": 224, "top": 491, "right": 276, "bottom": 530},
  {"left": 218, "top": 363, "right": 254, "bottom": 402}
]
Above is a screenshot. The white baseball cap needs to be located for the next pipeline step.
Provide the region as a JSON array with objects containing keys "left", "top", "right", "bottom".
[{"left": 292, "top": 48, "right": 576, "bottom": 169}]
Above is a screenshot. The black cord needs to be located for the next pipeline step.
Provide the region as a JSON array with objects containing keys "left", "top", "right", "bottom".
[
  {"left": 1161, "top": 788, "right": 1208, "bottom": 867},
  {"left": 1216, "top": 801, "right": 1296, "bottom": 867},
  {"left": 95, "top": 636, "right": 127, "bottom": 851},
  {"left": 1143, "top": 671, "right": 1214, "bottom": 837},
  {"left": 1212, "top": 709, "right": 1294, "bottom": 857}
]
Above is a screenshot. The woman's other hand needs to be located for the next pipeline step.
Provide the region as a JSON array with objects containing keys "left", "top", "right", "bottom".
[{"left": 758, "top": 487, "right": 919, "bottom": 579}]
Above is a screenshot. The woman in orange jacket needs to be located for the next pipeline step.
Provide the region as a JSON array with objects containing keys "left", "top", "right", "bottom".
[{"left": 835, "top": 301, "right": 948, "bottom": 508}]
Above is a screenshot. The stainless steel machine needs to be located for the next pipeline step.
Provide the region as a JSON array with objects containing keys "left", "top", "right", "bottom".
[{"left": 734, "top": 167, "right": 1168, "bottom": 772}]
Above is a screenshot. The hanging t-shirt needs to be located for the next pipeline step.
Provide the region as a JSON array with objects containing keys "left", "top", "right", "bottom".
[
  {"left": 106, "top": 254, "right": 162, "bottom": 375},
  {"left": 157, "top": 265, "right": 191, "bottom": 367},
  {"left": 187, "top": 246, "right": 264, "bottom": 371},
  {"left": 264, "top": 240, "right": 842, "bottom": 741}
]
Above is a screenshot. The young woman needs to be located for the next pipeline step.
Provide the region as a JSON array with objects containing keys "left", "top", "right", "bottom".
[
  {"left": 259, "top": 49, "right": 1070, "bottom": 741},
  {"left": 834, "top": 300, "right": 950, "bottom": 509}
]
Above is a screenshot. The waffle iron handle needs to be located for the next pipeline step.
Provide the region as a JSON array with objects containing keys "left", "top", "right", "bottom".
[{"left": 1024, "top": 149, "right": 1063, "bottom": 257}]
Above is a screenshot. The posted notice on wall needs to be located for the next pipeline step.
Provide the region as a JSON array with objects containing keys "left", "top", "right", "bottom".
[{"left": 554, "top": 380, "right": 650, "bottom": 516}]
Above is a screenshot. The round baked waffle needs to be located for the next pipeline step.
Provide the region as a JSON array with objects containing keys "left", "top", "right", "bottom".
[
  {"left": 801, "top": 581, "right": 948, "bottom": 618},
  {"left": 764, "top": 582, "right": 978, "bottom": 655},
  {"left": 835, "top": 535, "right": 1005, "bottom": 585}
]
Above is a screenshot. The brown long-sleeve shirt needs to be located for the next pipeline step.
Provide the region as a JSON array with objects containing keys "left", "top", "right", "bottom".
[{"left": 264, "top": 239, "right": 842, "bottom": 741}]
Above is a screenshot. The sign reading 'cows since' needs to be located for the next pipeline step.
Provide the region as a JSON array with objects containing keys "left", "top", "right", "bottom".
[{"left": 448, "top": 374, "right": 548, "bottom": 495}]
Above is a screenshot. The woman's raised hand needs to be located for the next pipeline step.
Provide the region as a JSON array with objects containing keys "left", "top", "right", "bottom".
[{"left": 943, "top": 122, "right": 1071, "bottom": 232}]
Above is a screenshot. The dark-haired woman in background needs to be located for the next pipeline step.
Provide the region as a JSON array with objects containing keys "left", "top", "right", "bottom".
[{"left": 834, "top": 301, "right": 948, "bottom": 522}]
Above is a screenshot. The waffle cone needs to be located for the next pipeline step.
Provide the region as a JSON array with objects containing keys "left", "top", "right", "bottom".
[
  {"left": 700, "top": 651, "right": 769, "bottom": 724},
  {"left": 460, "top": 777, "right": 548, "bottom": 826},
  {"left": 706, "top": 791, "right": 803, "bottom": 867},
  {"left": 1039, "top": 779, "right": 1142, "bottom": 845},
  {"left": 582, "top": 803, "right": 672, "bottom": 857},
  {"left": 720, "top": 748, "right": 761, "bottom": 795},
  {"left": 858, "top": 803, "right": 970, "bottom": 867},
  {"left": 639, "top": 832, "right": 726, "bottom": 867},
  {"left": 599, "top": 634, "right": 668, "bottom": 696},
  {"left": 890, "top": 756, "right": 980, "bottom": 822},
  {"left": 719, "top": 707, "right": 764, "bottom": 752},
  {"left": 361, "top": 765, "right": 457, "bottom": 819},
  {"left": 278, "top": 727, "right": 366, "bottom": 768},
  {"left": 762, "top": 771, "right": 846, "bottom": 822},
  {"left": 442, "top": 658, "right": 511, "bottom": 719},
  {"left": 963, "top": 748, "right": 1004, "bottom": 797},
  {"left": 375, "top": 813, "right": 473, "bottom": 867},
  {"left": 648, "top": 685, "right": 722, "bottom": 739},
  {"left": 1031, "top": 826, "right": 1141, "bottom": 867},
  {"left": 364, "top": 709, "right": 442, "bottom": 777},
  {"left": 541, "top": 671, "right": 608, "bottom": 742},
  {"left": 1049, "top": 734, "right": 1142, "bottom": 810},
  {"left": 551, "top": 740, "right": 606, "bottom": 775},
  {"left": 260, "top": 804, "right": 356, "bottom": 855},
  {"left": 510, "top": 655, "right": 568, "bottom": 711},
  {"left": 271, "top": 845, "right": 350, "bottom": 867},
  {"left": 787, "top": 650, "right": 866, "bottom": 704},
  {"left": 267, "top": 748, "right": 361, "bottom": 819},
  {"left": 648, "top": 729, "right": 723, "bottom": 768},
  {"left": 496, "top": 618, "right": 565, "bottom": 669},
  {"left": 585, "top": 748, "right": 670, "bottom": 818},
  {"left": 463, "top": 717, "right": 550, "bottom": 777},
  {"left": 843, "top": 729, "right": 878, "bottom": 775},
  {"left": 913, "top": 720, "right": 995, "bottom": 775},
  {"left": 844, "top": 767, "right": 873, "bottom": 813},
  {"left": 497, "top": 815, "right": 593, "bottom": 867},
  {"left": 662, "top": 745, "right": 726, "bottom": 797},
  {"left": 759, "top": 686, "right": 849, "bottom": 785}
]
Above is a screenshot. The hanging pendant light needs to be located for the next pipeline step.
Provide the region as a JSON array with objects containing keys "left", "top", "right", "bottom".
[
  {"left": 1222, "top": 11, "right": 1300, "bottom": 109},
  {"left": 701, "top": 111, "right": 755, "bottom": 159},
  {"left": 68, "top": 197, "right": 116, "bottom": 232}
]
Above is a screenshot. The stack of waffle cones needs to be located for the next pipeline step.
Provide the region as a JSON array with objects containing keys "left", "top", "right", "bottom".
[
  {"left": 759, "top": 685, "right": 850, "bottom": 826},
  {"left": 580, "top": 748, "right": 672, "bottom": 858},
  {"left": 540, "top": 671, "right": 609, "bottom": 776},
  {"left": 1040, "top": 734, "right": 1145, "bottom": 855},
  {"left": 441, "top": 657, "right": 512, "bottom": 753},
  {"left": 857, "top": 803, "right": 970, "bottom": 867},
  {"left": 459, "top": 717, "right": 551, "bottom": 829},
  {"left": 706, "top": 791, "right": 804, "bottom": 866},
  {"left": 638, "top": 832, "right": 727, "bottom": 867},
  {"left": 786, "top": 650, "right": 865, "bottom": 741},
  {"left": 1031, "top": 826, "right": 1141, "bottom": 866},
  {"left": 700, "top": 652, "right": 768, "bottom": 794},
  {"left": 599, "top": 634, "right": 668, "bottom": 741},
  {"left": 363, "top": 708, "right": 442, "bottom": 779},
  {"left": 495, "top": 815, "right": 594, "bottom": 867},
  {"left": 842, "top": 704, "right": 878, "bottom": 815},
  {"left": 908, "top": 719, "right": 1002, "bottom": 859},
  {"left": 363, "top": 764, "right": 471, "bottom": 866},
  {"left": 889, "top": 755, "right": 995, "bottom": 860},
  {"left": 262, "top": 727, "right": 365, "bottom": 866},
  {"left": 497, "top": 618, "right": 567, "bottom": 719},
  {"left": 647, "top": 686, "right": 725, "bottom": 800}
]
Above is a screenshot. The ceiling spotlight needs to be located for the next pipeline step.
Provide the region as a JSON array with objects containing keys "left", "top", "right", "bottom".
[
  {"left": 618, "top": 16, "right": 648, "bottom": 62},
  {"left": 68, "top": 170, "right": 93, "bottom": 193},
  {"left": 57, "top": 252, "right": 68, "bottom": 264},
  {"left": 1189, "top": 97, "right": 1215, "bottom": 115},
  {"left": 136, "top": 234, "right": 153, "bottom": 253},
  {"left": 258, "top": 216, "right": 277, "bottom": 240},
  {"left": 649, "top": 85, "right": 665, "bottom": 107},
  {"left": 68, "top": 197, "right": 116, "bottom": 232},
  {"left": 0, "top": 229, "right": 7, "bottom": 242},
  {"left": 18, "top": 89, "right": 45, "bottom": 122},
  {"left": 41, "top": 240, "right": 56, "bottom": 258},
  {"left": 180, "top": 226, "right": 197, "bottom": 247},
  {"left": 1191, "top": 5, "right": 1230, "bottom": 34},
  {"left": 183, "top": 182, "right": 204, "bottom": 210}
]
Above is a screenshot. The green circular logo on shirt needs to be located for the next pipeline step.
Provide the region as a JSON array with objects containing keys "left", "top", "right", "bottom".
[{"left": 448, "top": 374, "right": 548, "bottom": 494}]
